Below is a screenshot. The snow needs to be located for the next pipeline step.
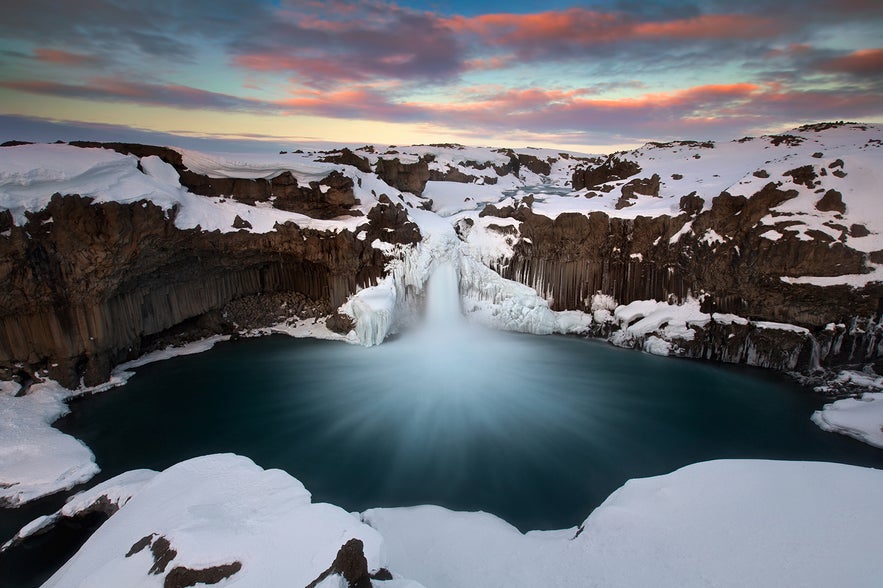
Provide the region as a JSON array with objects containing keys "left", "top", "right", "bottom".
[
  {"left": 24, "top": 456, "right": 883, "bottom": 588},
  {"left": 41, "top": 454, "right": 391, "bottom": 588},
  {"left": 0, "top": 143, "right": 366, "bottom": 234},
  {"left": 612, "top": 298, "right": 709, "bottom": 340},
  {"left": 115, "top": 335, "right": 231, "bottom": 373},
  {"left": 753, "top": 321, "right": 810, "bottom": 335},
  {"left": 812, "top": 391, "right": 883, "bottom": 449},
  {"left": 365, "top": 459, "right": 883, "bottom": 588},
  {"left": 0, "top": 380, "right": 98, "bottom": 506},
  {"left": 781, "top": 265, "right": 883, "bottom": 288},
  {"left": 700, "top": 228, "right": 725, "bottom": 245},
  {"left": 2, "top": 468, "right": 157, "bottom": 551},
  {"left": 668, "top": 220, "right": 693, "bottom": 244},
  {"left": 423, "top": 180, "right": 514, "bottom": 216}
]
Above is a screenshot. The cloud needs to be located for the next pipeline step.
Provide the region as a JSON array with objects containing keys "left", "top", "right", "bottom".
[
  {"left": 232, "top": 1, "right": 464, "bottom": 85},
  {"left": 817, "top": 48, "right": 883, "bottom": 76},
  {"left": 0, "top": 0, "right": 270, "bottom": 60},
  {"left": 33, "top": 48, "right": 105, "bottom": 66},
  {"left": 0, "top": 79, "right": 275, "bottom": 114},
  {"left": 446, "top": 8, "right": 785, "bottom": 62}
]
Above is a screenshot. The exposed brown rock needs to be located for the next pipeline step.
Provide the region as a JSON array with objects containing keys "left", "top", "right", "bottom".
[
  {"left": 326, "top": 312, "right": 355, "bottom": 334},
  {"left": 572, "top": 157, "right": 641, "bottom": 191},
  {"left": 850, "top": 224, "right": 870, "bottom": 238},
  {"left": 816, "top": 189, "right": 846, "bottom": 213},
  {"left": 0, "top": 194, "right": 390, "bottom": 387},
  {"left": 149, "top": 536, "right": 177, "bottom": 575},
  {"left": 319, "top": 148, "right": 372, "bottom": 173},
  {"left": 784, "top": 165, "right": 818, "bottom": 188},
  {"left": 307, "top": 538, "right": 372, "bottom": 588},
  {"left": 498, "top": 179, "right": 873, "bottom": 336},
  {"left": 620, "top": 174, "right": 661, "bottom": 199},
  {"left": 374, "top": 157, "right": 431, "bottom": 196},
  {"left": 127, "top": 534, "right": 155, "bottom": 557},
  {"left": 164, "top": 562, "right": 242, "bottom": 588},
  {"left": 361, "top": 202, "right": 421, "bottom": 245},
  {"left": 517, "top": 153, "right": 552, "bottom": 176},
  {"left": 679, "top": 192, "right": 704, "bottom": 215},
  {"left": 232, "top": 215, "right": 252, "bottom": 230}
]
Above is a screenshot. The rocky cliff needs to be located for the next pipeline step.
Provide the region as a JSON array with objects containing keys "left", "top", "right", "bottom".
[{"left": 1, "top": 124, "right": 882, "bottom": 389}]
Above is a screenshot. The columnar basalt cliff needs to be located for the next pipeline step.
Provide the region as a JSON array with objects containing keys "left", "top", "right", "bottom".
[
  {"left": 0, "top": 192, "right": 416, "bottom": 388},
  {"left": 1, "top": 124, "right": 882, "bottom": 388}
]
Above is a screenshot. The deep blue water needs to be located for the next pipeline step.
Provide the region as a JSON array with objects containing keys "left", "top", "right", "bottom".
[
  {"left": 2, "top": 329, "right": 881, "bottom": 587},
  {"left": 55, "top": 332, "right": 883, "bottom": 530}
]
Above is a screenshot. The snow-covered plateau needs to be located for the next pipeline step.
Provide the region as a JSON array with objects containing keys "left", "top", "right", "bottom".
[{"left": 0, "top": 123, "right": 882, "bottom": 585}]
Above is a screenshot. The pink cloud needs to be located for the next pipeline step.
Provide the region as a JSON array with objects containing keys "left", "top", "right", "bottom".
[
  {"left": 33, "top": 48, "right": 103, "bottom": 66},
  {"left": 818, "top": 48, "right": 883, "bottom": 75},
  {"left": 446, "top": 9, "right": 783, "bottom": 51}
]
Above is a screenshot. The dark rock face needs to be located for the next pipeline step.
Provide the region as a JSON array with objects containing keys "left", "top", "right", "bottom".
[
  {"left": 572, "top": 157, "right": 642, "bottom": 191},
  {"left": 374, "top": 157, "right": 431, "bottom": 196},
  {"left": 319, "top": 148, "right": 372, "bottom": 173},
  {"left": 492, "top": 183, "right": 879, "bottom": 344},
  {"left": 164, "top": 563, "right": 242, "bottom": 588},
  {"left": 0, "top": 194, "right": 395, "bottom": 387},
  {"left": 307, "top": 538, "right": 372, "bottom": 588},
  {"left": 326, "top": 312, "right": 356, "bottom": 334},
  {"left": 816, "top": 189, "right": 846, "bottom": 213},
  {"left": 362, "top": 202, "right": 421, "bottom": 245}
]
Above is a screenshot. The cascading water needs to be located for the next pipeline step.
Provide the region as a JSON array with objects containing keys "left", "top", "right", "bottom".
[{"left": 421, "top": 259, "right": 463, "bottom": 334}]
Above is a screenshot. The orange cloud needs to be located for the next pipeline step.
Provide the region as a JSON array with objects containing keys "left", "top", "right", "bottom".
[
  {"left": 818, "top": 48, "right": 883, "bottom": 75},
  {"left": 446, "top": 9, "right": 782, "bottom": 48}
]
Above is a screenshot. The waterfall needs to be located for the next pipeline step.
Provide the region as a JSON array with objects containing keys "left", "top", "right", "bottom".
[{"left": 423, "top": 260, "right": 462, "bottom": 332}]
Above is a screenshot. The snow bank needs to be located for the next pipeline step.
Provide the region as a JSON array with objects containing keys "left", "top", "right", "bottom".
[
  {"left": 0, "top": 381, "right": 98, "bottom": 506},
  {"left": 366, "top": 460, "right": 883, "bottom": 588},
  {"left": 42, "top": 454, "right": 392, "bottom": 588},
  {"left": 812, "top": 390, "right": 883, "bottom": 448},
  {"left": 24, "top": 456, "right": 883, "bottom": 588},
  {"left": 608, "top": 297, "right": 707, "bottom": 351},
  {"left": 2, "top": 468, "right": 157, "bottom": 550}
]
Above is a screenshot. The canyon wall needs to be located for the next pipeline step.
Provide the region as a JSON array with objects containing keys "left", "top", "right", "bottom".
[
  {"left": 0, "top": 192, "right": 415, "bottom": 388},
  {"left": 479, "top": 182, "right": 883, "bottom": 372},
  {"left": 2, "top": 131, "right": 881, "bottom": 389}
]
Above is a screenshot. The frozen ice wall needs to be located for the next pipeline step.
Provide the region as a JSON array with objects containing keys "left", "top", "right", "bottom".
[{"left": 343, "top": 207, "right": 591, "bottom": 346}]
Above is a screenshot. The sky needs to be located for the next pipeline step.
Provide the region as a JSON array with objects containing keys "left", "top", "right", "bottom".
[{"left": 1, "top": 0, "right": 882, "bottom": 152}]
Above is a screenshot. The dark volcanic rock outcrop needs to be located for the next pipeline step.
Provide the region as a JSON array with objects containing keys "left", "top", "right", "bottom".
[
  {"left": 0, "top": 194, "right": 402, "bottom": 387},
  {"left": 374, "top": 157, "right": 431, "bottom": 196},
  {"left": 492, "top": 182, "right": 881, "bottom": 355},
  {"left": 572, "top": 157, "right": 642, "bottom": 191}
]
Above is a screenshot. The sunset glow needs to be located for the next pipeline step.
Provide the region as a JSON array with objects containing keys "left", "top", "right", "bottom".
[{"left": 1, "top": 0, "right": 882, "bottom": 151}]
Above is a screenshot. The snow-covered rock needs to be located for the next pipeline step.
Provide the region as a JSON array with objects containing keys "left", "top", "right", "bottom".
[
  {"left": 24, "top": 456, "right": 883, "bottom": 588},
  {"left": 365, "top": 459, "right": 883, "bottom": 588},
  {"left": 41, "top": 454, "right": 398, "bottom": 588},
  {"left": 812, "top": 390, "right": 883, "bottom": 448},
  {"left": 0, "top": 381, "right": 98, "bottom": 506}
]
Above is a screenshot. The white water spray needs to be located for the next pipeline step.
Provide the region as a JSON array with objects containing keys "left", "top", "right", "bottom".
[{"left": 422, "top": 260, "right": 463, "bottom": 333}]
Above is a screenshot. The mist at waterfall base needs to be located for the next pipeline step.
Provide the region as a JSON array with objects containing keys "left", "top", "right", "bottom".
[{"left": 47, "top": 264, "right": 883, "bottom": 536}]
